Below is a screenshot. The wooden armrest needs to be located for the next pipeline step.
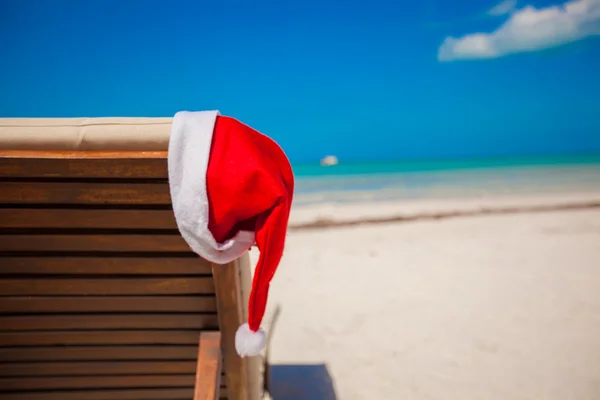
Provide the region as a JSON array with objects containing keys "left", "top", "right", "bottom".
[{"left": 194, "top": 331, "right": 223, "bottom": 400}]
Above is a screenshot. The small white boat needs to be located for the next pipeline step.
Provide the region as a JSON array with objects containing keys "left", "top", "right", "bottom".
[{"left": 320, "top": 155, "right": 339, "bottom": 166}]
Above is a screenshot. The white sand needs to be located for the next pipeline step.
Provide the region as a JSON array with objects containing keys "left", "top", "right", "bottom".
[{"left": 251, "top": 191, "right": 600, "bottom": 400}]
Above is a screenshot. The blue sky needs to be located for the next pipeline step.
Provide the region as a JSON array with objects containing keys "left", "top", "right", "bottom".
[{"left": 1, "top": 0, "right": 599, "bottom": 163}]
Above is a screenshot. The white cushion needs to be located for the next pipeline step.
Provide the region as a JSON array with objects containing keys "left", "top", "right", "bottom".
[{"left": 0, "top": 117, "right": 173, "bottom": 151}]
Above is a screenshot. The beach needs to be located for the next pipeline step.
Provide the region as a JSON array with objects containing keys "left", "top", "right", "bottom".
[{"left": 250, "top": 171, "right": 600, "bottom": 399}]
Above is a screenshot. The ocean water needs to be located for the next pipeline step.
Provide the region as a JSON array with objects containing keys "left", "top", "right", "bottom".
[{"left": 291, "top": 155, "right": 600, "bottom": 205}]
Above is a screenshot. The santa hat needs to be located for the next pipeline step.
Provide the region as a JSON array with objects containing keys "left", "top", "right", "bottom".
[{"left": 168, "top": 111, "right": 294, "bottom": 357}]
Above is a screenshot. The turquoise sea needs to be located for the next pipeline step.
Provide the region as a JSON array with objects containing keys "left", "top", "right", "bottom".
[{"left": 291, "top": 154, "right": 600, "bottom": 205}]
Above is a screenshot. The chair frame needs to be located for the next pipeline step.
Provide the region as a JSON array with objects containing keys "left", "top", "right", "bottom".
[{"left": 0, "top": 150, "right": 260, "bottom": 400}]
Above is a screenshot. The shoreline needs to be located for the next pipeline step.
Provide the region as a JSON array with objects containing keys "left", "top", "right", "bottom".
[
  {"left": 289, "top": 200, "right": 600, "bottom": 231},
  {"left": 288, "top": 190, "right": 600, "bottom": 230}
]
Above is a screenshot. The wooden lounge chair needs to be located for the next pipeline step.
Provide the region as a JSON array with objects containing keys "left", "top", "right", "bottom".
[{"left": 0, "top": 118, "right": 263, "bottom": 400}]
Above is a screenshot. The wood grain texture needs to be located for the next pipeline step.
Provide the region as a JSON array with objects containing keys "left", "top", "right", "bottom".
[
  {"left": 0, "top": 346, "right": 200, "bottom": 362},
  {"left": 0, "top": 388, "right": 195, "bottom": 400},
  {"left": 0, "top": 374, "right": 196, "bottom": 391},
  {"left": 0, "top": 257, "right": 211, "bottom": 275},
  {"left": 0, "top": 151, "right": 237, "bottom": 400},
  {"left": 194, "top": 332, "right": 222, "bottom": 400},
  {"left": 0, "top": 330, "right": 204, "bottom": 346},
  {"left": 0, "top": 181, "right": 171, "bottom": 205},
  {"left": 0, "top": 151, "right": 168, "bottom": 179},
  {"left": 0, "top": 388, "right": 228, "bottom": 400},
  {"left": 0, "top": 296, "right": 217, "bottom": 313},
  {"left": 0, "top": 209, "right": 178, "bottom": 229},
  {"left": 0, "top": 361, "right": 197, "bottom": 377},
  {"left": 0, "top": 314, "right": 218, "bottom": 331},
  {"left": 0, "top": 278, "right": 214, "bottom": 295},
  {"left": 0, "top": 234, "right": 192, "bottom": 252}
]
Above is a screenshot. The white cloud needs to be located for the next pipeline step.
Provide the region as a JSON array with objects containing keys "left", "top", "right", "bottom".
[
  {"left": 488, "top": 0, "right": 518, "bottom": 16},
  {"left": 438, "top": 0, "right": 600, "bottom": 61}
]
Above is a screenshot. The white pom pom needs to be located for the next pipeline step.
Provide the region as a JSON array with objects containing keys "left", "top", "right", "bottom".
[{"left": 235, "top": 323, "right": 266, "bottom": 357}]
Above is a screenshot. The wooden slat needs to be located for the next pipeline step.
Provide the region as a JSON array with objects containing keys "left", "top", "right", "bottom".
[
  {"left": 0, "top": 278, "right": 214, "bottom": 296},
  {"left": 0, "top": 388, "right": 228, "bottom": 400},
  {"left": 0, "top": 257, "right": 211, "bottom": 275},
  {"left": 195, "top": 332, "right": 222, "bottom": 400},
  {"left": 0, "top": 330, "right": 203, "bottom": 346},
  {"left": 0, "top": 361, "right": 197, "bottom": 377},
  {"left": 0, "top": 209, "right": 177, "bottom": 229},
  {"left": 0, "top": 151, "right": 168, "bottom": 179},
  {"left": 0, "top": 234, "right": 191, "bottom": 252},
  {"left": 0, "top": 346, "right": 199, "bottom": 362},
  {"left": 1, "top": 388, "right": 192, "bottom": 400},
  {"left": 0, "top": 296, "right": 217, "bottom": 313},
  {"left": 0, "top": 314, "right": 218, "bottom": 331},
  {"left": 0, "top": 374, "right": 196, "bottom": 391},
  {"left": 0, "top": 182, "right": 170, "bottom": 205}
]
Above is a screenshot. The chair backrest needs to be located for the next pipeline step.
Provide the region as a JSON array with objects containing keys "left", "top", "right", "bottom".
[{"left": 0, "top": 150, "right": 260, "bottom": 400}]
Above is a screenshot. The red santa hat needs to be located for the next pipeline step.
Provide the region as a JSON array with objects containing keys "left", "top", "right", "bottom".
[{"left": 168, "top": 111, "right": 294, "bottom": 357}]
